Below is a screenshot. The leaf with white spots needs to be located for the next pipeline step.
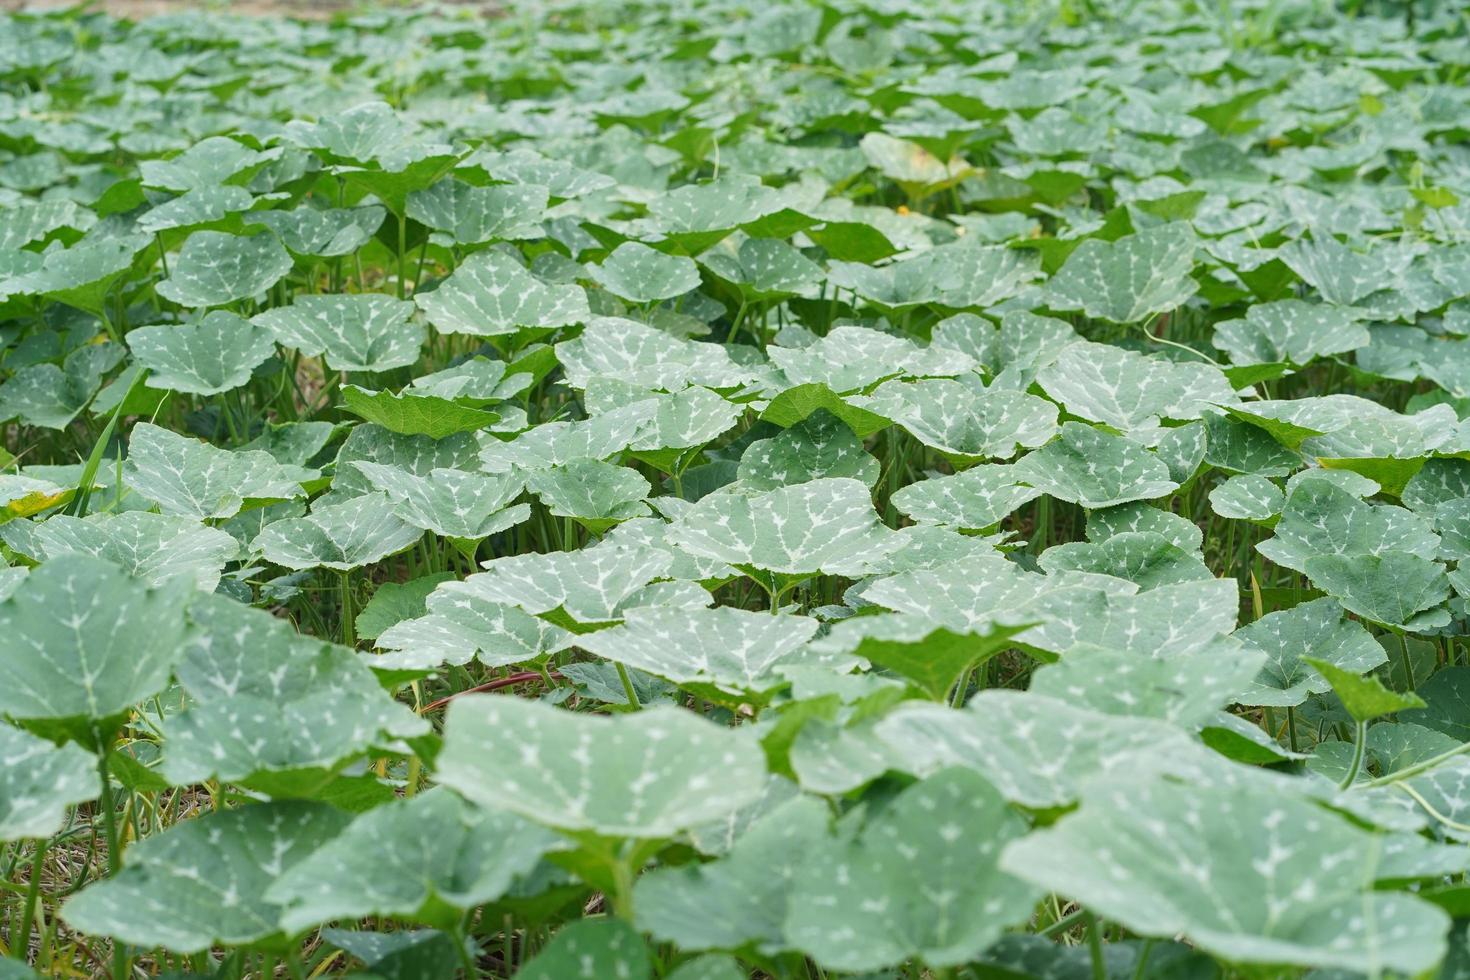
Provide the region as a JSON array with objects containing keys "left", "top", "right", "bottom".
[
  {"left": 635, "top": 795, "right": 830, "bottom": 953},
  {"left": 1233, "top": 597, "right": 1388, "bottom": 707},
  {"left": 351, "top": 463, "right": 527, "bottom": 539},
  {"left": 62, "top": 802, "right": 350, "bottom": 953},
  {"left": 1212, "top": 300, "right": 1369, "bottom": 367},
  {"left": 737, "top": 410, "right": 881, "bottom": 491},
  {"left": 577, "top": 606, "right": 820, "bottom": 697},
  {"left": 1209, "top": 474, "right": 1284, "bottom": 522},
  {"left": 128, "top": 311, "right": 277, "bottom": 396},
  {"left": 249, "top": 205, "right": 385, "bottom": 258},
  {"left": 892, "top": 464, "right": 1040, "bottom": 530},
  {"left": 1012, "top": 422, "right": 1179, "bottom": 509},
  {"left": 525, "top": 458, "right": 651, "bottom": 531},
  {"left": 162, "top": 593, "right": 427, "bottom": 791},
  {"left": 253, "top": 294, "right": 423, "bottom": 373},
  {"left": 785, "top": 767, "right": 1038, "bottom": 971},
  {"left": 1279, "top": 235, "right": 1411, "bottom": 307},
  {"left": 405, "top": 180, "right": 547, "bottom": 245},
  {"left": 1036, "top": 341, "right": 1236, "bottom": 432},
  {"left": 1030, "top": 639, "right": 1265, "bottom": 727},
  {"left": 875, "top": 691, "right": 1201, "bottom": 808},
  {"left": 0, "top": 725, "right": 95, "bottom": 841},
  {"left": 1257, "top": 480, "right": 1441, "bottom": 574},
  {"left": 155, "top": 231, "right": 292, "bottom": 308},
  {"left": 557, "top": 317, "right": 751, "bottom": 391},
  {"left": 415, "top": 250, "right": 589, "bottom": 336},
  {"left": 268, "top": 788, "right": 562, "bottom": 932},
  {"left": 999, "top": 779, "right": 1451, "bottom": 975},
  {"left": 516, "top": 918, "right": 650, "bottom": 980},
  {"left": 30, "top": 512, "right": 239, "bottom": 591},
  {"left": 373, "top": 585, "right": 569, "bottom": 672},
  {"left": 124, "top": 423, "right": 315, "bottom": 519},
  {"left": 666, "top": 478, "right": 896, "bottom": 578},
  {"left": 0, "top": 554, "right": 191, "bottom": 732},
  {"left": 1038, "top": 532, "right": 1212, "bottom": 590},
  {"left": 767, "top": 325, "right": 976, "bottom": 394},
  {"left": 435, "top": 696, "right": 766, "bottom": 838},
  {"left": 254, "top": 493, "right": 422, "bottom": 571},
  {"left": 851, "top": 377, "right": 1057, "bottom": 463},
  {"left": 1044, "top": 224, "right": 1198, "bottom": 324},
  {"left": 589, "top": 242, "right": 701, "bottom": 304}
]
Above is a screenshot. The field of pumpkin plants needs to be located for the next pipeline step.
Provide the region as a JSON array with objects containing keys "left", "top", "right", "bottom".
[{"left": 3, "top": 0, "right": 1470, "bottom": 976}]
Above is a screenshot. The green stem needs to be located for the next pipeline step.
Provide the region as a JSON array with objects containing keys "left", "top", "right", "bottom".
[
  {"left": 1397, "top": 631, "right": 1415, "bottom": 690},
  {"left": 1364, "top": 739, "right": 1470, "bottom": 787},
  {"left": 1038, "top": 907, "right": 1084, "bottom": 937},
  {"left": 14, "top": 838, "right": 46, "bottom": 961},
  {"left": 98, "top": 749, "right": 129, "bottom": 980},
  {"left": 615, "top": 662, "right": 641, "bottom": 710},
  {"left": 453, "top": 914, "right": 478, "bottom": 979},
  {"left": 1131, "top": 939, "right": 1155, "bottom": 980},
  {"left": 1084, "top": 912, "right": 1107, "bottom": 980},
  {"left": 340, "top": 570, "right": 355, "bottom": 647},
  {"left": 1339, "top": 719, "right": 1368, "bottom": 789}
]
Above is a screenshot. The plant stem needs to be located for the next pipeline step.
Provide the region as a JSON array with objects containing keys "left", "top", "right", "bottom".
[
  {"left": 1339, "top": 719, "right": 1368, "bottom": 789},
  {"left": 14, "top": 838, "right": 46, "bottom": 962},
  {"left": 615, "top": 662, "right": 641, "bottom": 710},
  {"left": 1084, "top": 912, "right": 1107, "bottom": 980},
  {"left": 98, "top": 749, "right": 129, "bottom": 980}
]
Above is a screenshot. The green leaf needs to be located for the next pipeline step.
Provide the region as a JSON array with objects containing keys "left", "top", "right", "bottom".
[
  {"left": 1304, "top": 656, "right": 1426, "bottom": 722},
  {"left": 737, "top": 410, "right": 880, "bottom": 490},
  {"left": 341, "top": 385, "right": 500, "bottom": 439},
  {"left": 516, "top": 918, "right": 650, "bottom": 980},
  {"left": 254, "top": 493, "right": 423, "bottom": 571},
  {"left": 666, "top": 478, "right": 896, "bottom": 578},
  {"left": 30, "top": 511, "right": 239, "bottom": 591},
  {"left": 1212, "top": 300, "right": 1369, "bottom": 367},
  {"left": 163, "top": 593, "right": 427, "bottom": 791},
  {"left": 352, "top": 463, "right": 527, "bottom": 539},
  {"left": 635, "top": 795, "right": 829, "bottom": 953},
  {"left": 436, "top": 696, "right": 766, "bottom": 838},
  {"left": 851, "top": 619, "right": 1027, "bottom": 702},
  {"left": 852, "top": 377, "right": 1057, "bottom": 462},
  {"left": 578, "top": 606, "right": 820, "bottom": 696},
  {"left": 526, "top": 458, "right": 651, "bottom": 532},
  {"left": 1000, "top": 779, "right": 1451, "bottom": 974},
  {"left": 62, "top": 801, "right": 350, "bottom": 953},
  {"left": 155, "top": 231, "right": 293, "bottom": 308},
  {"left": 1036, "top": 341, "right": 1235, "bottom": 432},
  {"left": 786, "top": 767, "right": 1038, "bottom": 971},
  {"left": 268, "top": 789, "right": 561, "bottom": 932},
  {"left": 0, "top": 554, "right": 190, "bottom": 733},
  {"left": 589, "top": 242, "right": 701, "bottom": 303},
  {"left": 1044, "top": 224, "right": 1198, "bottom": 324},
  {"left": 1234, "top": 597, "right": 1387, "bottom": 707},
  {"left": 254, "top": 294, "right": 423, "bottom": 373},
  {"left": 250, "top": 205, "right": 386, "bottom": 258},
  {"left": 355, "top": 572, "right": 455, "bottom": 641},
  {"left": 128, "top": 311, "right": 276, "bottom": 396},
  {"left": 1012, "top": 422, "right": 1179, "bottom": 509},
  {"left": 892, "top": 464, "right": 1040, "bottom": 530},
  {"left": 0, "top": 725, "right": 95, "bottom": 841},
  {"left": 1302, "top": 551, "right": 1450, "bottom": 629},
  {"left": 405, "top": 180, "right": 547, "bottom": 245},
  {"left": 415, "top": 250, "right": 589, "bottom": 336},
  {"left": 124, "top": 423, "right": 314, "bottom": 519},
  {"left": 876, "top": 690, "right": 1198, "bottom": 808}
]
